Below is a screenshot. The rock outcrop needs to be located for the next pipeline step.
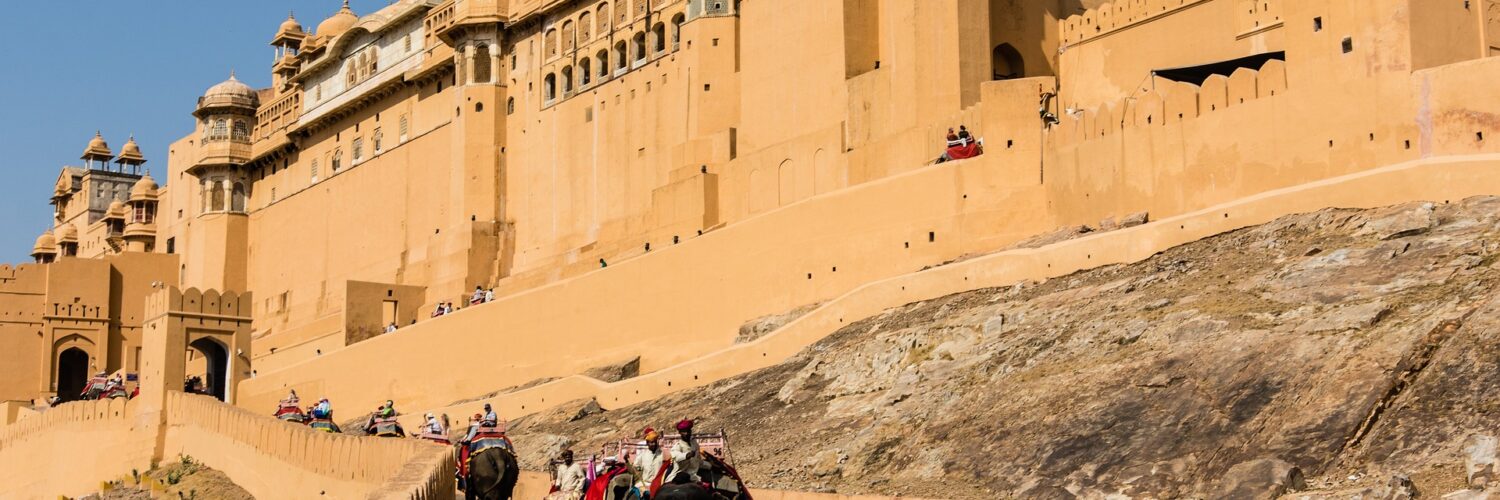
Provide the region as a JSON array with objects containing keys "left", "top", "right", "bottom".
[{"left": 508, "top": 198, "right": 1500, "bottom": 499}]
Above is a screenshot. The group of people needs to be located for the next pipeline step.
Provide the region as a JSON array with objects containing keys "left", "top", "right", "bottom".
[
  {"left": 548, "top": 418, "right": 707, "bottom": 500},
  {"left": 82, "top": 372, "right": 133, "bottom": 400},
  {"left": 935, "top": 124, "right": 984, "bottom": 163}
]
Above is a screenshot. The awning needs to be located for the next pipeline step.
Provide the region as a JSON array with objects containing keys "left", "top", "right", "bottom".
[{"left": 1152, "top": 51, "right": 1286, "bottom": 85}]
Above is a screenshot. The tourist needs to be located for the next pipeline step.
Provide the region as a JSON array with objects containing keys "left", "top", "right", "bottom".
[
  {"left": 484, "top": 288, "right": 495, "bottom": 303},
  {"left": 482, "top": 403, "right": 499, "bottom": 427},
  {"left": 462, "top": 413, "right": 483, "bottom": 442},
  {"left": 312, "top": 398, "right": 332, "bottom": 419},
  {"left": 471, "top": 286, "right": 485, "bottom": 305},
  {"left": 958, "top": 125, "right": 972, "bottom": 145},
  {"left": 379, "top": 399, "right": 397, "bottom": 418},
  {"left": 551, "top": 449, "right": 586, "bottom": 500},
  {"left": 669, "top": 419, "right": 703, "bottom": 483},
  {"left": 432, "top": 303, "right": 445, "bottom": 318},
  {"left": 423, "top": 413, "right": 443, "bottom": 435},
  {"left": 443, "top": 302, "right": 454, "bottom": 315},
  {"left": 634, "top": 427, "right": 666, "bottom": 496},
  {"left": 384, "top": 322, "right": 397, "bottom": 334}
]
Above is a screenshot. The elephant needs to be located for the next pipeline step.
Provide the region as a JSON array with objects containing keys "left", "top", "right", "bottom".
[
  {"left": 461, "top": 446, "right": 520, "bottom": 500},
  {"left": 654, "top": 482, "right": 728, "bottom": 500}
]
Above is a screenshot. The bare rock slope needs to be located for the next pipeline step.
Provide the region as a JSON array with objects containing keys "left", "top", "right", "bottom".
[{"left": 508, "top": 198, "right": 1500, "bottom": 499}]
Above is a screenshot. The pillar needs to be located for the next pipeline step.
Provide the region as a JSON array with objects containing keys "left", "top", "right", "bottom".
[{"left": 464, "top": 41, "right": 477, "bottom": 85}]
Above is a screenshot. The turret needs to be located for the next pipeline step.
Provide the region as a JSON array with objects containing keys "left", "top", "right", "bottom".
[
  {"left": 124, "top": 174, "right": 159, "bottom": 253},
  {"left": 80, "top": 132, "right": 113, "bottom": 171},
  {"left": 31, "top": 232, "right": 57, "bottom": 264},
  {"left": 114, "top": 136, "right": 147, "bottom": 175}
]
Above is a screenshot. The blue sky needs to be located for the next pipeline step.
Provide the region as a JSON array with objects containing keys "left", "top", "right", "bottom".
[{"left": 0, "top": 1, "right": 391, "bottom": 263}]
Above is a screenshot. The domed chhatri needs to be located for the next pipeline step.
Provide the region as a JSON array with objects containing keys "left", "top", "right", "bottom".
[
  {"left": 55, "top": 224, "right": 78, "bottom": 243},
  {"left": 130, "top": 174, "right": 159, "bottom": 202},
  {"left": 316, "top": 1, "right": 358, "bottom": 40},
  {"left": 278, "top": 12, "right": 304, "bottom": 36},
  {"left": 81, "top": 131, "right": 113, "bottom": 160},
  {"left": 203, "top": 72, "right": 257, "bottom": 101},
  {"left": 31, "top": 232, "right": 56, "bottom": 255}
]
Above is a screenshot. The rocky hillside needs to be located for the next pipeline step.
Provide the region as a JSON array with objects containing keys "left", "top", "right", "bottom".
[{"left": 507, "top": 198, "right": 1500, "bottom": 499}]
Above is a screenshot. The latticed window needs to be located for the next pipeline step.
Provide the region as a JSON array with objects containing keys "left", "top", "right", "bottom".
[
  {"left": 311, "top": 159, "right": 320, "bottom": 183},
  {"left": 353, "top": 137, "right": 364, "bottom": 161},
  {"left": 232, "top": 121, "right": 250, "bottom": 141},
  {"left": 211, "top": 119, "right": 228, "bottom": 141},
  {"left": 399, "top": 114, "right": 409, "bottom": 141},
  {"left": 404, "top": 34, "right": 413, "bottom": 52}
]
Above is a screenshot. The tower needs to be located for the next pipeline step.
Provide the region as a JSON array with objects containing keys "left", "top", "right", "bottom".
[{"left": 183, "top": 73, "right": 258, "bottom": 291}]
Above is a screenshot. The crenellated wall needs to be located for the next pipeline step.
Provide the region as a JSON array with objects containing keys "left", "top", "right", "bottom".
[{"left": 0, "top": 393, "right": 454, "bottom": 499}]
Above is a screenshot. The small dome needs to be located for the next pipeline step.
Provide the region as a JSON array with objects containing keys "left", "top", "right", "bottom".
[
  {"left": 81, "top": 131, "right": 113, "bottom": 160},
  {"left": 116, "top": 136, "right": 145, "bottom": 164},
  {"left": 316, "top": 1, "right": 358, "bottom": 40},
  {"left": 203, "top": 73, "right": 257, "bottom": 101},
  {"left": 278, "top": 12, "right": 304, "bottom": 36},
  {"left": 32, "top": 233, "right": 57, "bottom": 255},
  {"left": 107, "top": 200, "right": 127, "bottom": 218},
  {"left": 56, "top": 224, "right": 78, "bottom": 243},
  {"left": 130, "top": 174, "right": 159, "bottom": 201}
]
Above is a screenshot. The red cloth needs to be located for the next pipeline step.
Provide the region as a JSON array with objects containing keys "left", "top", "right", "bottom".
[
  {"left": 584, "top": 464, "right": 629, "bottom": 500},
  {"left": 946, "top": 142, "right": 983, "bottom": 160}
]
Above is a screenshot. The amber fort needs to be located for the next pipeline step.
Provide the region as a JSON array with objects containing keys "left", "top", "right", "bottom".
[{"left": 5, "top": 0, "right": 1500, "bottom": 498}]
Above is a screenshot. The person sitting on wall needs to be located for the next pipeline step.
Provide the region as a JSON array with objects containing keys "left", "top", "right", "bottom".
[
  {"left": 432, "top": 304, "right": 444, "bottom": 318},
  {"left": 471, "top": 286, "right": 486, "bottom": 305},
  {"left": 384, "top": 322, "right": 398, "bottom": 334},
  {"left": 484, "top": 288, "right": 495, "bottom": 303}
]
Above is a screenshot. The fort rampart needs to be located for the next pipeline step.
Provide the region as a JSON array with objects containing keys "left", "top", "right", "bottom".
[{"left": 0, "top": 393, "right": 454, "bottom": 499}]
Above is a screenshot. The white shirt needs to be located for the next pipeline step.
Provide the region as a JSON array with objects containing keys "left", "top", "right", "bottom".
[
  {"left": 634, "top": 447, "right": 665, "bottom": 487},
  {"left": 424, "top": 417, "right": 443, "bottom": 435},
  {"left": 556, "top": 462, "right": 585, "bottom": 492},
  {"left": 669, "top": 437, "right": 703, "bottom": 482}
]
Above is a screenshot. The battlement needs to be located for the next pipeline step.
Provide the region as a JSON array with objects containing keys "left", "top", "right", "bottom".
[
  {"left": 144, "top": 286, "right": 252, "bottom": 320},
  {"left": 1054, "top": 58, "right": 1287, "bottom": 145},
  {"left": 0, "top": 263, "right": 45, "bottom": 294},
  {"left": 1061, "top": 0, "right": 1286, "bottom": 47}
]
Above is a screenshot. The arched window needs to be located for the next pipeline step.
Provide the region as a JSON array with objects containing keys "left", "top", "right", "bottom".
[
  {"left": 635, "top": 0, "right": 647, "bottom": 18},
  {"left": 506, "top": 97, "right": 515, "bottom": 115},
  {"left": 231, "top": 183, "right": 246, "bottom": 212},
  {"left": 210, "top": 181, "right": 225, "bottom": 212},
  {"left": 561, "top": 66, "right": 574, "bottom": 93},
  {"left": 373, "top": 128, "right": 384, "bottom": 152},
  {"left": 671, "top": 13, "right": 684, "bottom": 48},
  {"left": 232, "top": 121, "right": 250, "bottom": 141},
  {"left": 358, "top": 53, "right": 369, "bottom": 79},
  {"left": 596, "top": 49, "right": 610, "bottom": 78},
  {"left": 474, "top": 44, "right": 493, "bottom": 83},
  {"left": 545, "top": 29, "right": 559, "bottom": 58},
  {"left": 366, "top": 47, "right": 378, "bottom": 74},
  {"left": 632, "top": 32, "right": 646, "bottom": 63},
  {"left": 598, "top": 3, "right": 611, "bottom": 32},
  {"left": 346, "top": 61, "right": 358, "bottom": 86},
  {"left": 211, "top": 119, "right": 228, "bottom": 141},
  {"left": 580, "top": 58, "right": 593, "bottom": 86},
  {"left": 615, "top": 0, "right": 627, "bottom": 24},
  {"left": 332, "top": 149, "right": 343, "bottom": 172},
  {"left": 652, "top": 22, "right": 666, "bottom": 53},
  {"left": 562, "top": 21, "right": 576, "bottom": 52},
  {"left": 580, "top": 12, "right": 593, "bottom": 41},
  {"left": 614, "top": 41, "right": 628, "bottom": 70},
  {"left": 544, "top": 73, "right": 557, "bottom": 101},
  {"left": 992, "top": 43, "right": 1025, "bottom": 80}
]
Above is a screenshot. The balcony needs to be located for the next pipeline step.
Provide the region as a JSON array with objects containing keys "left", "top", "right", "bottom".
[
  {"left": 425, "top": 0, "right": 506, "bottom": 45},
  {"left": 194, "top": 140, "right": 254, "bottom": 169}
]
